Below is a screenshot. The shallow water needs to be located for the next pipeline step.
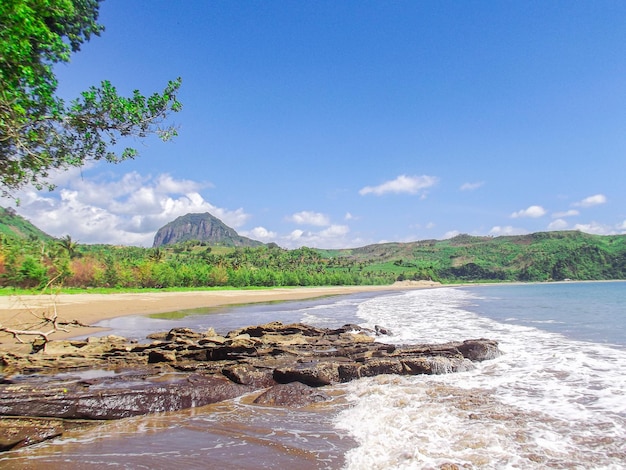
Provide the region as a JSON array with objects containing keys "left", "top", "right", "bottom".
[
  {"left": 76, "top": 292, "right": 380, "bottom": 342},
  {"left": 0, "top": 392, "right": 355, "bottom": 469}
]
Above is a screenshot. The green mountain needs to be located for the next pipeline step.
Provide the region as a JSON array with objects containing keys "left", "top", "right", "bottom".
[
  {"left": 152, "top": 212, "right": 264, "bottom": 248},
  {"left": 0, "top": 207, "right": 54, "bottom": 241},
  {"left": 323, "top": 231, "right": 626, "bottom": 281}
]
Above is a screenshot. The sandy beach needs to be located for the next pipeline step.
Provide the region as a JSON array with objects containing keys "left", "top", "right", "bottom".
[{"left": 0, "top": 281, "right": 439, "bottom": 348}]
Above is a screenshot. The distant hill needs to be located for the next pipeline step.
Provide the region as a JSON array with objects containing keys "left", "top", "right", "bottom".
[
  {"left": 152, "top": 212, "right": 264, "bottom": 248},
  {"left": 322, "top": 231, "right": 626, "bottom": 281},
  {"left": 0, "top": 206, "right": 54, "bottom": 241}
]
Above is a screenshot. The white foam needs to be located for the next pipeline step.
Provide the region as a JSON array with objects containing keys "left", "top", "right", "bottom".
[{"left": 335, "top": 288, "right": 626, "bottom": 469}]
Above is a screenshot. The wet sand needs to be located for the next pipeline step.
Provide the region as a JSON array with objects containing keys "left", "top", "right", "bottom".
[{"left": 0, "top": 281, "right": 439, "bottom": 348}]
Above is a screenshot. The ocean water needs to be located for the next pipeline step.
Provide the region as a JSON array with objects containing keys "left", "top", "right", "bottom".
[
  {"left": 2, "top": 282, "right": 625, "bottom": 469},
  {"left": 333, "top": 281, "right": 626, "bottom": 469}
]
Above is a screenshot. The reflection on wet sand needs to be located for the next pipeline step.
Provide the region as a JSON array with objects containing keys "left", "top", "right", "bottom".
[{"left": 0, "top": 389, "right": 354, "bottom": 469}]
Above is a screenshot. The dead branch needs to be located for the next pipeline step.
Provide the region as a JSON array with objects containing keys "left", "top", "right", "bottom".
[{"left": 0, "top": 295, "right": 89, "bottom": 347}]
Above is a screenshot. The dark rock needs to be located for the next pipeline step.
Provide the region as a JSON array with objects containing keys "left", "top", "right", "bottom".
[
  {"left": 165, "top": 327, "right": 204, "bottom": 342},
  {"left": 148, "top": 350, "right": 177, "bottom": 363},
  {"left": 456, "top": 339, "right": 501, "bottom": 361},
  {"left": 0, "top": 374, "right": 251, "bottom": 420},
  {"left": 222, "top": 363, "right": 275, "bottom": 387},
  {"left": 253, "top": 382, "right": 331, "bottom": 407},
  {"left": 0, "top": 417, "right": 65, "bottom": 451},
  {"left": 274, "top": 361, "right": 341, "bottom": 387},
  {"left": 0, "top": 321, "right": 502, "bottom": 451},
  {"left": 375, "top": 325, "right": 393, "bottom": 336}
]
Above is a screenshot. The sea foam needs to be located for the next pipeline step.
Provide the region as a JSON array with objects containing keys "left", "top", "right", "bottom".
[{"left": 335, "top": 288, "right": 626, "bottom": 469}]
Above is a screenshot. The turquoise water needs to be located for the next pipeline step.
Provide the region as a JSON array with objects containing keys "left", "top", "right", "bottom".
[{"left": 465, "top": 281, "right": 626, "bottom": 347}]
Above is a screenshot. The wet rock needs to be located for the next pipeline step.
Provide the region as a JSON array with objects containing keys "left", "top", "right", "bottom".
[
  {"left": 0, "top": 374, "right": 251, "bottom": 420},
  {"left": 253, "top": 382, "right": 331, "bottom": 407},
  {"left": 148, "top": 350, "right": 177, "bottom": 363},
  {"left": 0, "top": 321, "right": 502, "bottom": 451},
  {"left": 375, "top": 325, "right": 393, "bottom": 336},
  {"left": 0, "top": 417, "right": 65, "bottom": 451},
  {"left": 358, "top": 358, "right": 405, "bottom": 377},
  {"left": 222, "top": 363, "right": 275, "bottom": 387},
  {"left": 456, "top": 339, "right": 501, "bottom": 361},
  {"left": 274, "top": 361, "right": 341, "bottom": 387}
]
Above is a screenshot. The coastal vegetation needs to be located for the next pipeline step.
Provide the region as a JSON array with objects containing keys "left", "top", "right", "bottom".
[{"left": 0, "top": 209, "right": 624, "bottom": 291}]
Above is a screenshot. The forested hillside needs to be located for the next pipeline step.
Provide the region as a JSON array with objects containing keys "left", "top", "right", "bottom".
[
  {"left": 0, "top": 207, "right": 53, "bottom": 241},
  {"left": 325, "top": 231, "right": 626, "bottom": 282},
  {"left": 0, "top": 209, "right": 624, "bottom": 291}
]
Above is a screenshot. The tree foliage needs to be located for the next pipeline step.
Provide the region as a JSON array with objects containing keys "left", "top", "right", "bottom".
[
  {"left": 0, "top": 230, "right": 625, "bottom": 291},
  {"left": 0, "top": 0, "right": 182, "bottom": 194}
]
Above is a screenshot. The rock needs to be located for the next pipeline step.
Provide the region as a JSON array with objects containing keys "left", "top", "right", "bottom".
[
  {"left": 274, "top": 361, "right": 341, "bottom": 387},
  {"left": 222, "top": 363, "right": 275, "bottom": 387},
  {"left": 375, "top": 325, "right": 393, "bottom": 336},
  {"left": 358, "top": 358, "right": 405, "bottom": 377},
  {"left": 456, "top": 339, "right": 501, "bottom": 361},
  {"left": 148, "top": 350, "right": 177, "bottom": 363},
  {"left": 253, "top": 382, "right": 331, "bottom": 407},
  {"left": 0, "top": 321, "right": 502, "bottom": 451},
  {"left": 0, "top": 374, "right": 252, "bottom": 420},
  {"left": 0, "top": 417, "right": 65, "bottom": 451}
]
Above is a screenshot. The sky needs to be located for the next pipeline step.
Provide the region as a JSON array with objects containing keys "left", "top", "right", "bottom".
[{"left": 5, "top": 0, "right": 626, "bottom": 248}]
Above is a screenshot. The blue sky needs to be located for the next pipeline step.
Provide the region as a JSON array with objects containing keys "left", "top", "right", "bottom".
[{"left": 6, "top": 0, "right": 626, "bottom": 248}]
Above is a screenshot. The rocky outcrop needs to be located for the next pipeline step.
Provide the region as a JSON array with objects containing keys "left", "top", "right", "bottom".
[
  {"left": 0, "top": 322, "right": 501, "bottom": 451},
  {"left": 0, "top": 417, "right": 90, "bottom": 451},
  {"left": 152, "top": 212, "right": 264, "bottom": 247}
]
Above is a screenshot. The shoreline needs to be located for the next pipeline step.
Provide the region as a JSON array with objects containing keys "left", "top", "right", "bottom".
[
  {"left": 3, "top": 279, "right": 616, "bottom": 350},
  {"left": 0, "top": 281, "right": 440, "bottom": 348}
]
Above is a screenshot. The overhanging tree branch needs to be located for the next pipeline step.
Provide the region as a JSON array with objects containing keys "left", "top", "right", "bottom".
[{"left": 0, "top": 0, "right": 182, "bottom": 195}]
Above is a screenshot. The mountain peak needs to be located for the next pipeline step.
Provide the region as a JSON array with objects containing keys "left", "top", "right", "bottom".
[{"left": 152, "top": 212, "right": 263, "bottom": 248}]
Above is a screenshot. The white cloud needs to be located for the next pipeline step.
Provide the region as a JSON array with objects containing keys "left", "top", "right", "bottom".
[
  {"left": 241, "top": 226, "right": 277, "bottom": 241},
  {"left": 489, "top": 226, "right": 528, "bottom": 236},
  {"left": 442, "top": 230, "right": 460, "bottom": 239},
  {"left": 459, "top": 181, "right": 484, "bottom": 191},
  {"left": 510, "top": 205, "right": 547, "bottom": 219},
  {"left": 574, "top": 194, "right": 607, "bottom": 207},
  {"left": 359, "top": 174, "right": 438, "bottom": 196},
  {"left": 548, "top": 219, "right": 568, "bottom": 230},
  {"left": 280, "top": 224, "right": 352, "bottom": 249},
  {"left": 155, "top": 174, "right": 206, "bottom": 194},
  {"left": 552, "top": 209, "right": 579, "bottom": 218},
  {"left": 320, "top": 224, "right": 350, "bottom": 237},
  {"left": 5, "top": 172, "right": 249, "bottom": 247},
  {"left": 288, "top": 229, "right": 305, "bottom": 241},
  {"left": 572, "top": 222, "right": 614, "bottom": 235},
  {"left": 618, "top": 220, "right": 626, "bottom": 231},
  {"left": 288, "top": 211, "right": 331, "bottom": 226}
]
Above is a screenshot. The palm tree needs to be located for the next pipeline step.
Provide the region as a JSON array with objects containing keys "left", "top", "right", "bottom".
[
  {"left": 58, "top": 235, "right": 78, "bottom": 259},
  {"left": 148, "top": 248, "right": 164, "bottom": 263}
]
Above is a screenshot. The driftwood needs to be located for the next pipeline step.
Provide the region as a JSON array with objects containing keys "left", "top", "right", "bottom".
[
  {"left": 0, "top": 296, "right": 87, "bottom": 347},
  {"left": 0, "top": 304, "right": 87, "bottom": 345}
]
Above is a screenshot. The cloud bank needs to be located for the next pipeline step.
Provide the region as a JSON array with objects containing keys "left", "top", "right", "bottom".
[{"left": 4, "top": 171, "right": 249, "bottom": 247}]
